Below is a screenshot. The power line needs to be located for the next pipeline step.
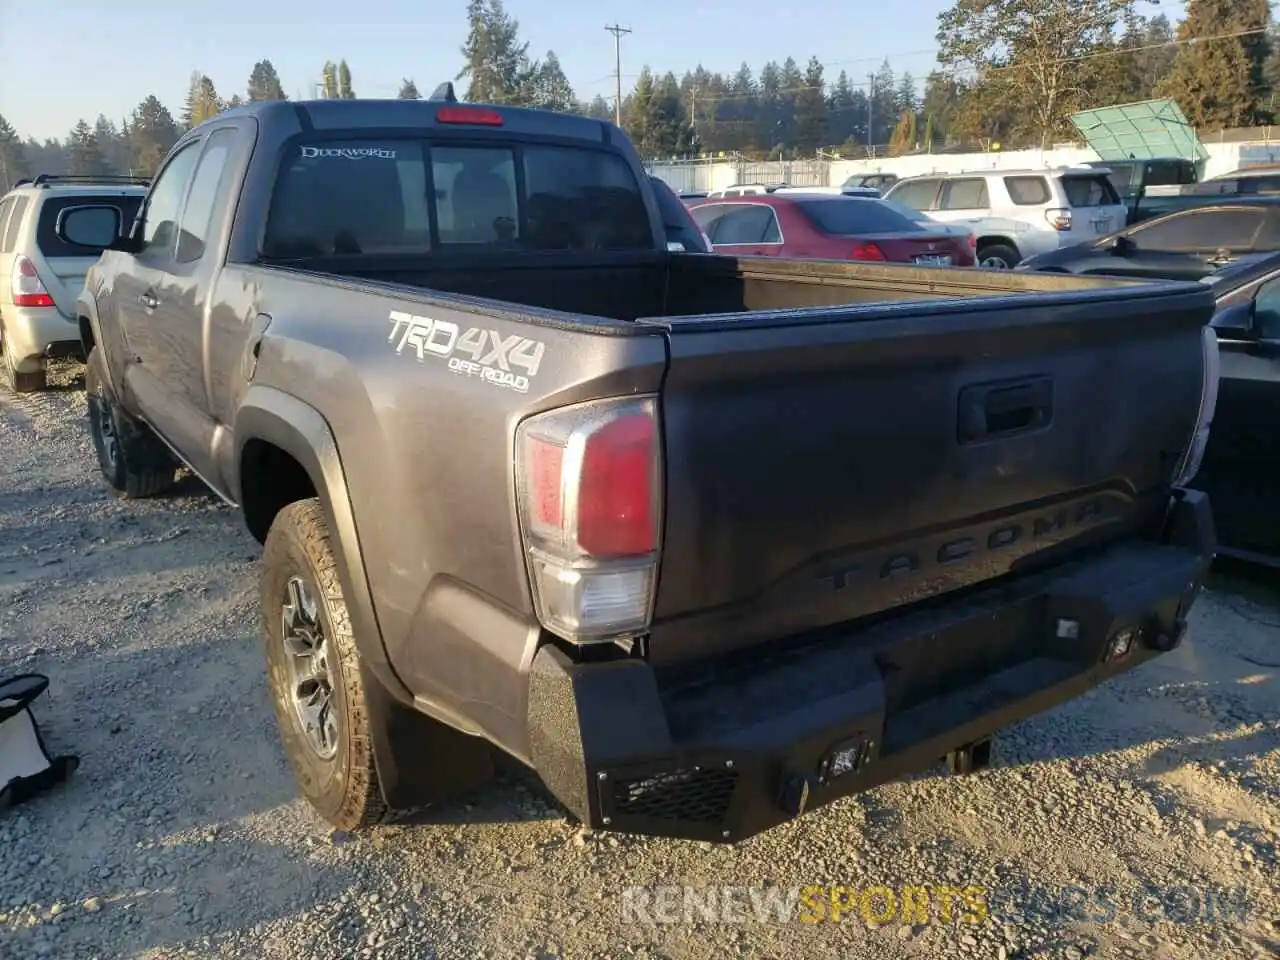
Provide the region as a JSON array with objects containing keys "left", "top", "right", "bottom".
[{"left": 604, "top": 24, "right": 632, "bottom": 126}]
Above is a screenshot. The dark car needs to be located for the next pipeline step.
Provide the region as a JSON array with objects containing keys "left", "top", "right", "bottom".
[
  {"left": 1186, "top": 253, "right": 1280, "bottom": 565},
  {"left": 688, "top": 193, "right": 975, "bottom": 266},
  {"left": 1016, "top": 197, "right": 1280, "bottom": 282}
]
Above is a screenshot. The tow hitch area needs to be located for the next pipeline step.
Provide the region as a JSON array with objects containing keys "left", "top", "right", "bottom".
[{"left": 945, "top": 737, "right": 993, "bottom": 775}]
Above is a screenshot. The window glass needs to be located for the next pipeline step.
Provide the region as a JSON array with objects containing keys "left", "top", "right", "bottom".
[
  {"left": 175, "top": 130, "right": 236, "bottom": 263},
  {"left": 706, "top": 205, "right": 776, "bottom": 244},
  {"left": 2, "top": 197, "right": 28, "bottom": 252},
  {"left": 796, "top": 198, "right": 922, "bottom": 234},
  {"left": 887, "top": 179, "right": 939, "bottom": 210},
  {"left": 1101, "top": 166, "right": 1135, "bottom": 194},
  {"left": 1236, "top": 174, "right": 1280, "bottom": 194},
  {"left": 690, "top": 203, "right": 732, "bottom": 238},
  {"left": 262, "top": 139, "right": 651, "bottom": 257},
  {"left": 1130, "top": 208, "right": 1265, "bottom": 251},
  {"left": 141, "top": 142, "right": 201, "bottom": 258},
  {"left": 1004, "top": 176, "right": 1051, "bottom": 205},
  {"left": 939, "top": 178, "right": 989, "bottom": 211},
  {"left": 1060, "top": 175, "right": 1120, "bottom": 207},
  {"left": 37, "top": 198, "right": 141, "bottom": 255},
  {"left": 0, "top": 198, "right": 13, "bottom": 249},
  {"left": 1253, "top": 276, "right": 1280, "bottom": 338},
  {"left": 650, "top": 177, "right": 707, "bottom": 251}
]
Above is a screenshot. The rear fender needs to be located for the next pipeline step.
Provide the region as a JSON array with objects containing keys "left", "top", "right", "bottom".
[{"left": 233, "top": 385, "right": 494, "bottom": 808}]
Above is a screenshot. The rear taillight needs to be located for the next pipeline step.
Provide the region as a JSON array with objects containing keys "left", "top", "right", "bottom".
[
  {"left": 515, "top": 396, "right": 662, "bottom": 644},
  {"left": 849, "top": 242, "right": 886, "bottom": 261},
  {"left": 12, "top": 256, "right": 54, "bottom": 308},
  {"left": 1045, "top": 208, "right": 1072, "bottom": 231},
  {"left": 436, "top": 106, "right": 503, "bottom": 126}
]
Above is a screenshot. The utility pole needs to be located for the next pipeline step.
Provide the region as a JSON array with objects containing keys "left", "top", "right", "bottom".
[
  {"left": 867, "top": 73, "right": 875, "bottom": 157},
  {"left": 605, "top": 24, "right": 632, "bottom": 127}
]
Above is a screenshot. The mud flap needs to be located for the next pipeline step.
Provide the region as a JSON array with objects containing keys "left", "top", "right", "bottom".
[
  {"left": 0, "top": 674, "right": 79, "bottom": 811},
  {"left": 358, "top": 663, "right": 494, "bottom": 811}
]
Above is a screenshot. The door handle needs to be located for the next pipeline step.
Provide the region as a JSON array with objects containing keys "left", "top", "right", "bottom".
[
  {"left": 957, "top": 376, "right": 1054, "bottom": 443},
  {"left": 138, "top": 291, "right": 159, "bottom": 309}
]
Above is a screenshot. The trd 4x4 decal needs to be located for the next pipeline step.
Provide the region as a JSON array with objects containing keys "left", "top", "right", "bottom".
[{"left": 387, "top": 310, "right": 546, "bottom": 394}]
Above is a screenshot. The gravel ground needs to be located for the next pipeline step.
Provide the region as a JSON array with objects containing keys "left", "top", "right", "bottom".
[{"left": 1, "top": 363, "right": 1278, "bottom": 960}]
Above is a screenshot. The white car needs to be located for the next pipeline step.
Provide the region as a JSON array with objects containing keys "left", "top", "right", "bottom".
[{"left": 884, "top": 167, "right": 1129, "bottom": 269}]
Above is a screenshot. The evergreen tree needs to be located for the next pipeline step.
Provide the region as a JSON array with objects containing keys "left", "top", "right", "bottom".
[
  {"left": 182, "top": 73, "right": 222, "bottom": 127},
  {"left": 888, "top": 109, "right": 918, "bottom": 155},
  {"left": 93, "top": 115, "right": 131, "bottom": 174},
  {"left": 793, "top": 57, "right": 827, "bottom": 153},
  {"left": 525, "top": 52, "right": 576, "bottom": 112},
  {"left": 322, "top": 61, "right": 339, "bottom": 99},
  {"left": 338, "top": 60, "right": 355, "bottom": 98},
  {"left": 398, "top": 78, "right": 422, "bottom": 99},
  {"left": 128, "top": 95, "right": 180, "bottom": 176},
  {"left": 457, "top": 0, "right": 533, "bottom": 104},
  {"left": 247, "top": 59, "right": 288, "bottom": 101},
  {"left": 0, "top": 114, "right": 30, "bottom": 190},
  {"left": 1156, "top": 0, "right": 1272, "bottom": 128},
  {"left": 585, "top": 95, "right": 611, "bottom": 120},
  {"left": 67, "top": 119, "right": 108, "bottom": 176}
]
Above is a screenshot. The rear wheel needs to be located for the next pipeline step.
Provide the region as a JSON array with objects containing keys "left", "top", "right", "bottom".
[
  {"left": 977, "top": 243, "right": 1020, "bottom": 270},
  {"left": 85, "top": 346, "right": 178, "bottom": 498},
  {"left": 262, "top": 499, "right": 387, "bottom": 830},
  {"left": 0, "top": 323, "right": 46, "bottom": 393}
]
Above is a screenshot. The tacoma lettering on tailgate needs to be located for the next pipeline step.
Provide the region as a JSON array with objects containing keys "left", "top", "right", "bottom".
[{"left": 387, "top": 310, "right": 546, "bottom": 393}]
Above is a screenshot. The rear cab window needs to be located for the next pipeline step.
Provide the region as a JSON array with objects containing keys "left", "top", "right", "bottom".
[
  {"left": 695, "top": 204, "right": 781, "bottom": 244},
  {"left": 1060, "top": 175, "right": 1121, "bottom": 208},
  {"left": 263, "top": 138, "right": 653, "bottom": 258},
  {"left": 1004, "top": 176, "right": 1051, "bottom": 205},
  {"left": 795, "top": 198, "right": 922, "bottom": 235}
]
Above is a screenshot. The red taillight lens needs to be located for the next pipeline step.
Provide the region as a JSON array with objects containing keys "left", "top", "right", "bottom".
[
  {"left": 516, "top": 396, "right": 662, "bottom": 644},
  {"left": 849, "top": 242, "right": 886, "bottom": 261},
  {"left": 436, "top": 106, "right": 503, "bottom": 126},
  {"left": 12, "top": 256, "right": 55, "bottom": 308},
  {"left": 578, "top": 413, "right": 657, "bottom": 557}
]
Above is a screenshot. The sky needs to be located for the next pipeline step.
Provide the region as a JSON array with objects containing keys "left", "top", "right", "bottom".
[{"left": 0, "top": 0, "right": 961, "bottom": 142}]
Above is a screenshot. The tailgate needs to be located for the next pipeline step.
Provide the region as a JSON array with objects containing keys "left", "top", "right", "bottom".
[{"left": 643, "top": 284, "right": 1213, "bottom": 664}]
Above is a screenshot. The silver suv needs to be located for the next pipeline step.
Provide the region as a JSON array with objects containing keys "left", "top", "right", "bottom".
[
  {"left": 0, "top": 175, "right": 148, "bottom": 392},
  {"left": 884, "top": 168, "right": 1128, "bottom": 269}
]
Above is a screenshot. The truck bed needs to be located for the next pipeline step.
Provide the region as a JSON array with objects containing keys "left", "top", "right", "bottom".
[{"left": 299, "top": 251, "right": 1144, "bottom": 323}]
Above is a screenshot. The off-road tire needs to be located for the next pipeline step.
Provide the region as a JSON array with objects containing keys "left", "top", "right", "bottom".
[
  {"left": 261, "top": 499, "right": 387, "bottom": 830},
  {"left": 976, "top": 243, "right": 1021, "bottom": 270},
  {"left": 84, "top": 346, "right": 178, "bottom": 498},
  {"left": 0, "top": 322, "right": 46, "bottom": 393}
]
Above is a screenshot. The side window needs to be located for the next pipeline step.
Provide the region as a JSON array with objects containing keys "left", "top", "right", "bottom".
[
  {"left": 175, "top": 130, "right": 236, "bottom": 263},
  {"left": 888, "top": 179, "right": 939, "bottom": 211},
  {"left": 0, "top": 198, "right": 13, "bottom": 249},
  {"left": 1253, "top": 277, "right": 1280, "bottom": 339},
  {"left": 2, "top": 197, "right": 28, "bottom": 252},
  {"left": 141, "top": 142, "right": 202, "bottom": 260},
  {"left": 939, "top": 178, "right": 989, "bottom": 210},
  {"left": 1004, "top": 176, "right": 1052, "bottom": 205},
  {"left": 690, "top": 203, "right": 730, "bottom": 239},
  {"left": 711, "top": 206, "right": 775, "bottom": 244},
  {"left": 1131, "top": 209, "right": 1266, "bottom": 251}
]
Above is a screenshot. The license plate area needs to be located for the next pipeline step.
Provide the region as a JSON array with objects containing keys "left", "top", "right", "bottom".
[
  {"left": 914, "top": 254, "right": 953, "bottom": 266},
  {"left": 1092, "top": 219, "right": 1111, "bottom": 234}
]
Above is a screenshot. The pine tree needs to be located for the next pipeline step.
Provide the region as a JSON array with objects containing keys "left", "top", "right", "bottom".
[
  {"left": 247, "top": 59, "right": 288, "bottom": 101},
  {"left": 338, "top": 60, "right": 355, "bottom": 99},
  {"left": 793, "top": 57, "right": 827, "bottom": 154},
  {"left": 92, "top": 115, "right": 131, "bottom": 174},
  {"left": 128, "top": 95, "right": 180, "bottom": 176},
  {"left": 1156, "top": 0, "right": 1272, "bottom": 128},
  {"left": 524, "top": 52, "right": 575, "bottom": 112},
  {"left": 321, "top": 62, "right": 339, "bottom": 99},
  {"left": 457, "top": 0, "right": 534, "bottom": 104},
  {"left": 182, "top": 73, "right": 222, "bottom": 127},
  {"left": 398, "top": 78, "right": 422, "bottom": 99},
  {"left": 0, "top": 114, "right": 30, "bottom": 190},
  {"left": 888, "top": 109, "right": 918, "bottom": 155},
  {"left": 67, "top": 119, "right": 108, "bottom": 176}
]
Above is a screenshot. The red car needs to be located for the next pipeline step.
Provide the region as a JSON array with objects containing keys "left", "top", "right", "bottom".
[{"left": 688, "top": 193, "right": 976, "bottom": 266}]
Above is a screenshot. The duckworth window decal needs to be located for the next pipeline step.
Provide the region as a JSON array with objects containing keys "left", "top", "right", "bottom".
[{"left": 299, "top": 146, "right": 398, "bottom": 160}]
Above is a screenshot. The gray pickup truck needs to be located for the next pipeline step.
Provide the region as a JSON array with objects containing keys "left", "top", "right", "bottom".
[{"left": 61, "top": 88, "right": 1219, "bottom": 844}]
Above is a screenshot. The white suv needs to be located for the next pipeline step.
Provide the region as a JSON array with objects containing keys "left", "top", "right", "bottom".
[
  {"left": 884, "top": 168, "right": 1128, "bottom": 269},
  {"left": 0, "top": 175, "right": 148, "bottom": 392}
]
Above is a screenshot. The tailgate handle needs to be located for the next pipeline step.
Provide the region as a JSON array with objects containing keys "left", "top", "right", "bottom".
[{"left": 958, "top": 376, "right": 1052, "bottom": 443}]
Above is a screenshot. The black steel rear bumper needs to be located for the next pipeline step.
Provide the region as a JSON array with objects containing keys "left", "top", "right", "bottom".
[{"left": 526, "top": 489, "right": 1215, "bottom": 843}]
